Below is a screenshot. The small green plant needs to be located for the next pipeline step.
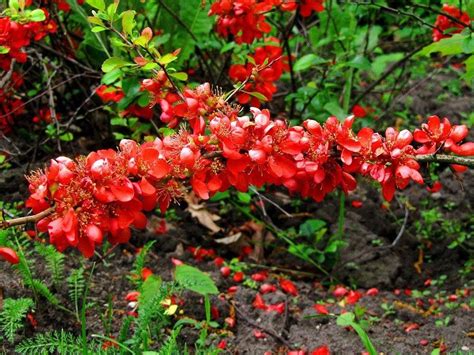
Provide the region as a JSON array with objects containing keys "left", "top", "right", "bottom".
[
  {"left": 0, "top": 298, "right": 34, "bottom": 343},
  {"left": 128, "top": 240, "right": 156, "bottom": 287},
  {"left": 175, "top": 264, "right": 220, "bottom": 352},
  {"left": 35, "top": 243, "right": 65, "bottom": 287},
  {"left": 15, "top": 329, "right": 102, "bottom": 354},
  {"left": 336, "top": 312, "right": 377, "bottom": 355},
  {"left": 67, "top": 267, "right": 86, "bottom": 321}
]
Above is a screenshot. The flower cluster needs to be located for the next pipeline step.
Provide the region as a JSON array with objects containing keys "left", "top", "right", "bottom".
[
  {"left": 228, "top": 38, "right": 289, "bottom": 106},
  {"left": 432, "top": 4, "right": 472, "bottom": 42},
  {"left": 209, "top": 0, "right": 324, "bottom": 44},
  {"left": 0, "top": 8, "right": 58, "bottom": 133},
  {"left": 25, "top": 89, "right": 472, "bottom": 257},
  {"left": 413, "top": 115, "right": 473, "bottom": 171},
  {"left": 0, "top": 11, "right": 57, "bottom": 71}
]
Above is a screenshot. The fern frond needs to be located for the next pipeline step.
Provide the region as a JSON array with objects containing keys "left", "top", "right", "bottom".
[
  {"left": 128, "top": 241, "right": 156, "bottom": 287},
  {"left": 0, "top": 298, "right": 34, "bottom": 343},
  {"left": 15, "top": 330, "right": 83, "bottom": 354},
  {"left": 28, "top": 279, "right": 60, "bottom": 305},
  {"left": 15, "top": 330, "right": 114, "bottom": 355},
  {"left": 131, "top": 276, "right": 170, "bottom": 351},
  {"left": 35, "top": 244, "right": 65, "bottom": 286},
  {"left": 158, "top": 325, "right": 184, "bottom": 355},
  {"left": 67, "top": 267, "right": 85, "bottom": 317}
]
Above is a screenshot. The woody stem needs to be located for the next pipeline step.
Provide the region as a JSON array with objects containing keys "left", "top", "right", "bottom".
[
  {"left": 0, "top": 207, "right": 54, "bottom": 229},
  {"left": 414, "top": 154, "right": 474, "bottom": 168}
]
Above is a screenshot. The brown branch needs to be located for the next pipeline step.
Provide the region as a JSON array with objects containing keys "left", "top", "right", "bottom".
[
  {"left": 0, "top": 207, "right": 54, "bottom": 229},
  {"left": 415, "top": 154, "right": 474, "bottom": 168}
]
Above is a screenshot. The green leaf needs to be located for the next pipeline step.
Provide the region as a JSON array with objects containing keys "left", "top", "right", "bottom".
[
  {"left": 101, "top": 68, "right": 122, "bottom": 84},
  {"left": 336, "top": 312, "right": 377, "bottom": 355},
  {"left": 91, "top": 26, "right": 107, "bottom": 32},
  {"left": 137, "top": 92, "right": 151, "bottom": 107},
  {"left": 141, "top": 62, "right": 158, "bottom": 71},
  {"left": 237, "top": 192, "right": 251, "bottom": 204},
  {"left": 28, "top": 9, "right": 46, "bottom": 22},
  {"left": 246, "top": 91, "right": 268, "bottom": 102},
  {"left": 464, "top": 55, "right": 474, "bottom": 82},
  {"left": 347, "top": 55, "right": 371, "bottom": 70},
  {"left": 110, "top": 117, "right": 128, "bottom": 126},
  {"left": 299, "top": 219, "right": 326, "bottom": 237},
  {"left": 323, "top": 100, "right": 346, "bottom": 119},
  {"left": 9, "top": 0, "right": 19, "bottom": 11},
  {"left": 175, "top": 264, "right": 218, "bottom": 296},
  {"left": 462, "top": 34, "right": 474, "bottom": 54},
  {"left": 121, "top": 10, "right": 136, "bottom": 35},
  {"left": 87, "top": 16, "right": 104, "bottom": 26},
  {"left": 0, "top": 46, "right": 10, "bottom": 54},
  {"left": 169, "top": 72, "right": 188, "bottom": 81},
  {"left": 159, "top": 53, "right": 178, "bottom": 65},
  {"left": 101, "top": 57, "right": 131, "bottom": 73},
  {"left": 86, "top": 0, "right": 105, "bottom": 11},
  {"left": 139, "top": 275, "right": 162, "bottom": 305},
  {"left": 59, "top": 132, "right": 74, "bottom": 142},
  {"left": 293, "top": 54, "right": 326, "bottom": 72},
  {"left": 336, "top": 312, "right": 355, "bottom": 326},
  {"left": 418, "top": 34, "right": 466, "bottom": 56}
]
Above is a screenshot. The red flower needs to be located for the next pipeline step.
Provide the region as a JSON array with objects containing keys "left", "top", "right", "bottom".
[
  {"left": 96, "top": 85, "right": 124, "bottom": 103},
  {"left": 228, "top": 38, "right": 289, "bottom": 106},
  {"left": 433, "top": 4, "right": 472, "bottom": 41},
  {"left": 352, "top": 104, "right": 367, "bottom": 118}
]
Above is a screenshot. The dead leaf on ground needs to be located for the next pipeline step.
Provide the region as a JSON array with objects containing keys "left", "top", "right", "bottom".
[
  {"left": 215, "top": 232, "right": 242, "bottom": 245},
  {"left": 184, "top": 193, "right": 221, "bottom": 233}
]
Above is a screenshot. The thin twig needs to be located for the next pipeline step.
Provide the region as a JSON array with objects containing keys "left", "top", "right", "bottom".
[
  {"left": 390, "top": 202, "right": 409, "bottom": 247},
  {"left": 0, "top": 207, "right": 54, "bottom": 229}
]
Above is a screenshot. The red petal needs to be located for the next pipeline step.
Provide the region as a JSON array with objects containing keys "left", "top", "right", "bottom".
[
  {"left": 314, "top": 304, "right": 329, "bottom": 315},
  {"left": 0, "top": 247, "right": 20, "bottom": 264},
  {"left": 279, "top": 278, "right": 298, "bottom": 296},
  {"left": 252, "top": 293, "right": 268, "bottom": 310},
  {"left": 86, "top": 224, "right": 103, "bottom": 244},
  {"left": 111, "top": 179, "right": 135, "bottom": 202}
]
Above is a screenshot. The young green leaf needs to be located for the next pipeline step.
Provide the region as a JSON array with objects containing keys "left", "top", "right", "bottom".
[
  {"left": 86, "top": 0, "right": 105, "bottom": 11},
  {"left": 28, "top": 9, "right": 46, "bottom": 22},
  {"left": 175, "top": 264, "right": 218, "bottom": 296},
  {"left": 101, "top": 57, "right": 131, "bottom": 73},
  {"left": 121, "top": 10, "right": 136, "bottom": 36}
]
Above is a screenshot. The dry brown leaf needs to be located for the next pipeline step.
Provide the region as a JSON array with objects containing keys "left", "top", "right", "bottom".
[
  {"left": 184, "top": 193, "right": 221, "bottom": 233},
  {"left": 215, "top": 232, "right": 242, "bottom": 245}
]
